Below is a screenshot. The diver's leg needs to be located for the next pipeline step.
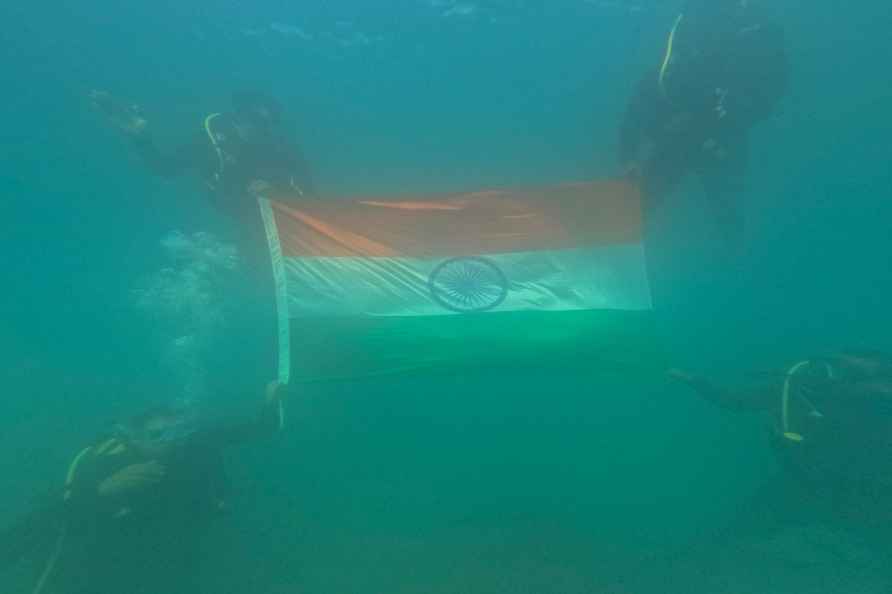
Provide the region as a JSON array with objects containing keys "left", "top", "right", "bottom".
[
  {"left": 0, "top": 504, "right": 65, "bottom": 570},
  {"left": 704, "top": 179, "right": 744, "bottom": 241},
  {"left": 640, "top": 145, "right": 691, "bottom": 215},
  {"left": 697, "top": 137, "right": 749, "bottom": 254},
  {"left": 202, "top": 199, "right": 279, "bottom": 399}
]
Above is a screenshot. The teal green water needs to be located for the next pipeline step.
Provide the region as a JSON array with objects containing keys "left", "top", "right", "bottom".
[{"left": 2, "top": 1, "right": 892, "bottom": 593}]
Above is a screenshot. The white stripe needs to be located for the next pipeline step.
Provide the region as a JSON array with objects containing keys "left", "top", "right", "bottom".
[
  {"left": 259, "top": 197, "right": 292, "bottom": 389},
  {"left": 283, "top": 243, "right": 651, "bottom": 317}
]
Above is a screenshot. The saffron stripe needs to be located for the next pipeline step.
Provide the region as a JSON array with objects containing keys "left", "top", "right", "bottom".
[{"left": 269, "top": 181, "right": 642, "bottom": 258}]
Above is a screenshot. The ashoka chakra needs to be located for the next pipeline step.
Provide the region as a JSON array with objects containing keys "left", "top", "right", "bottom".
[{"left": 428, "top": 256, "right": 509, "bottom": 313}]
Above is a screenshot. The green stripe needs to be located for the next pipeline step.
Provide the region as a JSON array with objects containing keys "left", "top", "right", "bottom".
[{"left": 289, "top": 309, "right": 665, "bottom": 383}]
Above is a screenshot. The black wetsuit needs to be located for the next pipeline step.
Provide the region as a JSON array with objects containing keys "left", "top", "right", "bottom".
[
  {"left": 133, "top": 111, "right": 314, "bottom": 385},
  {"left": 134, "top": 111, "right": 314, "bottom": 205},
  {"left": 0, "top": 402, "right": 280, "bottom": 594},
  {"left": 686, "top": 358, "right": 892, "bottom": 521},
  {"left": 619, "top": 0, "right": 787, "bottom": 236}
]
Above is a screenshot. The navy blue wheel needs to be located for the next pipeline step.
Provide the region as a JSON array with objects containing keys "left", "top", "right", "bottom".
[{"left": 428, "top": 256, "right": 509, "bottom": 313}]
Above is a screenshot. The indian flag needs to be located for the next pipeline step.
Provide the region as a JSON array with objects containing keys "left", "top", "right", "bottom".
[{"left": 259, "top": 180, "right": 658, "bottom": 383}]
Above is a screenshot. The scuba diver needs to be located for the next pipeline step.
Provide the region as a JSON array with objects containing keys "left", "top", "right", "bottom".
[
  {"left": 670, "top": 351, "right": 892, "bottom": 522},
  {"left": 618, "top": 0, "right": 788, "bottom": 244},
  {"left": 90, "top": 89, "right": 315, "bottom": 213},
  {"left": 89, "top": 90, "right": 313, "bottom": 380},
  {"left": 0, "top": 381, "right": 287, "bottom": 594}
]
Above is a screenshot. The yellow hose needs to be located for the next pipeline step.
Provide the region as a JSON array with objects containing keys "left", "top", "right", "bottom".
[
  {"left": 781, "top": 360, "right": 813, "bottom": 442},
  {"left": 31, "top": 526, "right": 67, "bottom": 594},
  {"left": 63, "top": 446, "right": 93, "bottom": 501},
  {"left": 658, "top": 13, "right": 685, "bottom": 99},
  {"left": 204, "top": 113, "right": 225, "bottom": 184},
  {"left": 36, "top": 443, "right": 95, "bottom": 593}
]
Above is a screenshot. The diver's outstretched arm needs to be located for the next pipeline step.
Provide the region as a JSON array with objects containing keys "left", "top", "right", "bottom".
[
  {"left": 131, "top": 134, "right": 205, "bottom": 178},
  {"left": 669, "top": 369, "right": 776, "bottom": 412},
  {"left": 199, "top": 381, "right": 287, "bottom": 449},
  {"left": 284, "top": 141, "right": 316, "bottom": 196},
  {"left": 696, "top": 134, "right": 749, "bottom": 251},
  {"left": 89, "top": 90, "right": 147, "bottom": 137},
  {"left": 618, "top": 68, "right": 680, "bottom": 175},
  {"left": 258, "top": 139, "right": 316, "bottom": 197},
  {"left": 90, "top": 89, "right": 204, "bottom": 179},
  {"left": 618, "top": 73, "right": 662, "bottom": 171}
]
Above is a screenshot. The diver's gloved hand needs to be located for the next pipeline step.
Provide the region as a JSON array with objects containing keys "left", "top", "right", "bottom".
[
  {"left": 89, "top": 89, "right": 148, "bottom": 138},
  {"left": 667, "top": 368, "right": 698, "bottom": 385},
  {"left": 621, "top": 161, "right": 643, "bottom": 182},
  {"left": 265, "top": 381, "right": 289, "bottom": 430},
  {"left": 265, "top": 380, "right": 288, "bottom": 405},
  {"left": 97, "top": 460, "right": 166, "bottom": 497},
  {"left": 247, "top": 179, "right": 272, "bottom": 196}
]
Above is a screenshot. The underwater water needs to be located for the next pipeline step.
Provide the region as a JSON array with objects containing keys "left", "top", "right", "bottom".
[{"left": 2, "top": 0, "right": 892, "bottom": 593}]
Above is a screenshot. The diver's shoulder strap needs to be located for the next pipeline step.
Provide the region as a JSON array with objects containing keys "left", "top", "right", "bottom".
[
  {"left": 62, "top": 438, "right": 129, "bottom": 502},
  {"left": 204, "top": 112, "right": 222, "bottom": 141},
  {"left": 658, "top": 13, "right": 685, "bottom": 99},
  {"left": 203, "top": 112, "right": 226, "bottom": 186},
  {"left": 62, "top": 446, "right": 94, "bottom": 502},
  {"left": 780, "top": 359, "right": 833, "bottom": 443},
  {"left": 36, "top": 437, "right": 128, "bottom": 594}
]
